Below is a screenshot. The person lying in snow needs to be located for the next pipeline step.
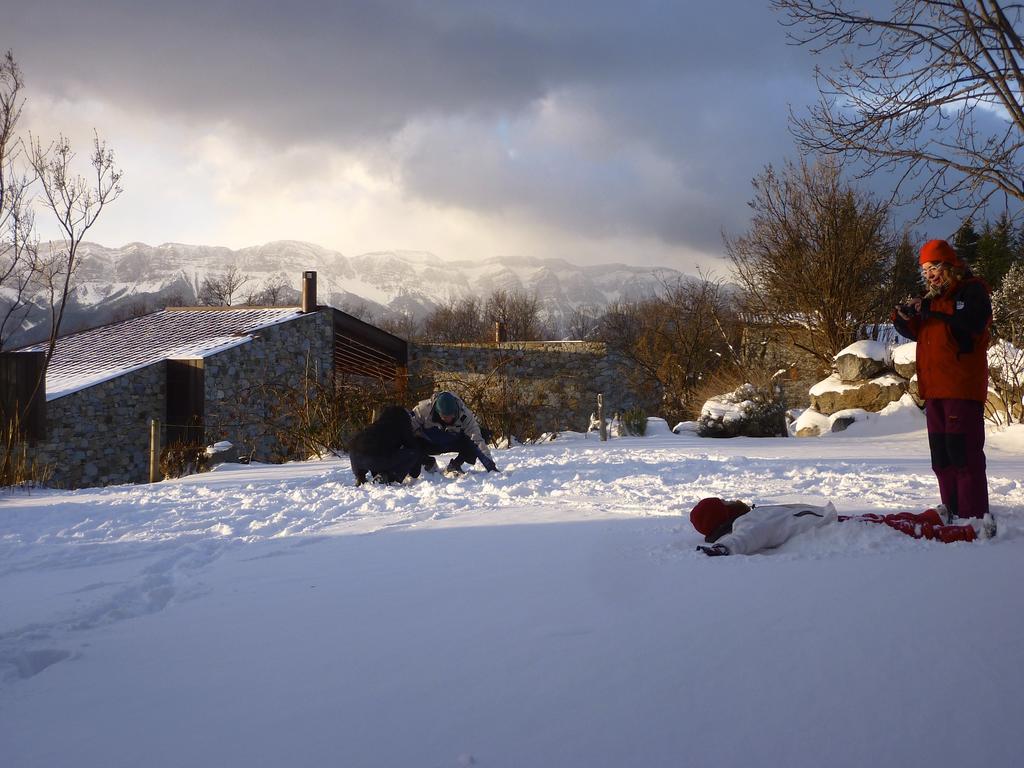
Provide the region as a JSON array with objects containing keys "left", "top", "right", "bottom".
[{"left": 690, "top": 498, "right": 996, "bottom": 557}]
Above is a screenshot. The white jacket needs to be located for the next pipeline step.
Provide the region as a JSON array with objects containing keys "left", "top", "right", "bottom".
[
  {"left": 410, "top": 393, "right": 493, "bottom": 461},
  {"left": 717, "top": 502, "right": 837, "bottom": 555}
]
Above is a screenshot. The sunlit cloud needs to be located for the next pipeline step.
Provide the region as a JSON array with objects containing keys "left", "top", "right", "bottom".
[{"left": 6, "top": 0, "right": 822, "bottom": 271}]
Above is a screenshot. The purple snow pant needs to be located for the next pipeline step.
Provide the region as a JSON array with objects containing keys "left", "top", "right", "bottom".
[{"left": 925, "top": 398, "right": 989, "bottom": 519}]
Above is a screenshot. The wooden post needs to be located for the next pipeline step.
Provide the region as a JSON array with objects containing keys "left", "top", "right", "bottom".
[
  {"left": 149, "top": 418, "right": 161, "bottom": 483},
  {"left": 597, "top": 394, "right": 607, "bottom": 442}
]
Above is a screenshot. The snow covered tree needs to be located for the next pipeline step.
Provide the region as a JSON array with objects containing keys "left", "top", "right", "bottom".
[
  {"left": 989, "top": 262, "right": 1024, "bottom": 423},
  {"left": 994, "top": 262, "right": 1024, "bottom": 343}
]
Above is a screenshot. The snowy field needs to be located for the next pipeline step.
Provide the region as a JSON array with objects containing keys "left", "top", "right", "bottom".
[{"left": 3, "top": 419, "right": 1024, "bottom": 768}]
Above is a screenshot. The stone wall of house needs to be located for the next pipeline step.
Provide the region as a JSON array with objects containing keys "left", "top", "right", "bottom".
[
  {"left": 202, "top": 310, "right": 335, "bottom": 461},
  {"left": 408, "top": 341, "right": 657, "bottom": 436},
  {"left": 32, "top": 361, "right": 166, "bottom": 488},
  {"left": 30, "top": 310, "right": 334, "bottom": 488}
]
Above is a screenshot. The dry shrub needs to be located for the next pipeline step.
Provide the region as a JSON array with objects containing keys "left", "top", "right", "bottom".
[
  {"left": 1, "top": 416, "right": 53, "bottom": 488},
  {"left": 254, "top": 368, "right": 414, "bottom": 460},
  {"left": 159, "top": 440, "right": 209, "bottom": 479}
]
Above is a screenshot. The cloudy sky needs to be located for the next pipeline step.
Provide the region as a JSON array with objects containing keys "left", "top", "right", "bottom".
[{"left": 6, "top": 1, "right": 825, "bottom": 274}]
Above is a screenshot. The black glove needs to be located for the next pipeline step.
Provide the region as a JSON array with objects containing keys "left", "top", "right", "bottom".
[
  {"left": 697, "top": 544, "right": 730, "bottom": 557},
  {"left": 482, "top": 456, "right": 498, "bottom": 472}
]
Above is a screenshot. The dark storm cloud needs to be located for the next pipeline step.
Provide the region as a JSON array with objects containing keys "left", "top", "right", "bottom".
[{"left": 5, "top": 0, "right": 820, "bottom": 256}]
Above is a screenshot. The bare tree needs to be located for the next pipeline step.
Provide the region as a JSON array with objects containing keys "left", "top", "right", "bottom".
[
  {"left": 244, "top": 274, "right": 292, "bottom": 306},
  {"left": 198, "top": 264, "right": 250, "bottom": 306},
  {"left": 421, "top": 295, "right": 486, "bottom": 342},
  {"left": 29, "top": 132, "right": 123, "bottom": 375},
  {"left": 597, "top": 277, "right": 740, "bottom": 422},
  {"left": 563, "top": 304, "right": 602, "bottom": 340},
  {"left": 376, "top": 309, "right": 419, "bottom": 340},
  {"left": 338, "top": 298, "right": 377, "bottom": 323},
  {"left": 774, "top": 0, "right": 1024, "bottom": 219},
  {"left": 0, "top": 51, "right": 39, "bottom": 351},
  {"left": 725, "top": 157, "right": 896, "bottom": 369},
  {"left": 484, "top": 289, "right": 543, "bottom": 341}
]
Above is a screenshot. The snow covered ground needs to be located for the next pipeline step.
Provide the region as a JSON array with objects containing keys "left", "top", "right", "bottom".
[{"left": 3, "top": 422, "right": 1024, "bottom": 767}]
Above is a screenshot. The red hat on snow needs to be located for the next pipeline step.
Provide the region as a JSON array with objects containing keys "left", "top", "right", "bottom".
[
  {"left": 691, "top": 498, "right": 742, "bottom": 537},
  {"left": 919, "top": 239, "right": 962, "bottom": 267}
]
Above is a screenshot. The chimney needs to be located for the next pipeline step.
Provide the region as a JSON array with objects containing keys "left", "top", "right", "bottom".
[{"left": 301, "top": 271, "right": 317, "bottom": 313}]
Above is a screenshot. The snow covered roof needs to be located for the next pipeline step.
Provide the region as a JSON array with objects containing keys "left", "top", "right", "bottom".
[{"left": 27, "top": 307, "right": 303, "bottom": 400}]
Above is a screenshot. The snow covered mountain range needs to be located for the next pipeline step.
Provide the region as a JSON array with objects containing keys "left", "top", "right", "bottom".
[{"left": 13, "top": 240, "right": 685, "bottom": 345}]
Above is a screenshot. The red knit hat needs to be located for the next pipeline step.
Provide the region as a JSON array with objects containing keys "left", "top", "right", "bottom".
[
  {"left": 691, "top": 498, "right": 742, "bottom": 537},
  {"left": 919, "top": 239, "right": 961, "bottom": 267}
]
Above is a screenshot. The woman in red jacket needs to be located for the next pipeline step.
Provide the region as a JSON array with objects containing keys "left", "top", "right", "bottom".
[{"left": 893, "top": 239, "right": 992, "bottom": 522}]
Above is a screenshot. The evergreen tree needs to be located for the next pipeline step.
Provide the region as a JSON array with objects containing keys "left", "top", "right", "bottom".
[
  {"left": 951, "top": 218, "right": 980, "bottom": 266},
  {"left": 888, "top": 232, "right": 920, "bottom": 305},
  {"left": 974, "top": 213, "right": 1016, "bottom": 289}
]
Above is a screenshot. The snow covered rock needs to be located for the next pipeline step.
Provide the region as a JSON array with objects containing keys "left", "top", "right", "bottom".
[
  {"left": 834, "top": 340, "right": 891, "bottom": 383},
  {"left": 644, "top": 417, "right": 674, "bottom": 435},
  {"left": 792, "top": 407, "right": 831, "bottom": 437},
  {"left": 892, "top": 342, "right": 917, "bottom": 380},
  {"left": 809, "top": 374, "right": 908, "bottom": 416}
]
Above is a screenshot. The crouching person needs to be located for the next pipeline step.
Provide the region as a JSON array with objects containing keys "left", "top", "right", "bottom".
[
  {"left": 349, "top": 405, "right": 425, "bottom": 486},
  {"left": 410, "top": 391, "right": 498, "bottom": 475}
]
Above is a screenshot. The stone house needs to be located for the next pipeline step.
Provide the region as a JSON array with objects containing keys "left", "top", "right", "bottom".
[{"left": 2, "top": 273, "right": 407, "bottom": 488}]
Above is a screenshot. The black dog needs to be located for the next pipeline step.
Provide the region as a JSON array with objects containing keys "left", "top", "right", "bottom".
[{"left": 349, "top": 406, "right": 425, "bottom": 486}]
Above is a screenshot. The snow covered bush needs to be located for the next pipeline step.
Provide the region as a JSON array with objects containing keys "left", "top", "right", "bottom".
[
  {"left": 987, "top": 340, "right": 1024, "bottom": 424},
  {"left": 989, "top": 263, "right": 1024, "bottom": 424},
  {"left": 697, "top": 383, "right": 787, "bottom": 438}
]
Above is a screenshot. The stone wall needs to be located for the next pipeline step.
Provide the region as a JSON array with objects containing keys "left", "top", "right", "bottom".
[
  {"left": 202, "top": 310, "right": 335, "bottom": 461},
  {"left": 408, "top": 341, "right": 657, "bottom": 436},
  {"left": 32, "top": 361, "right": 165, "bottom": 488}
]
